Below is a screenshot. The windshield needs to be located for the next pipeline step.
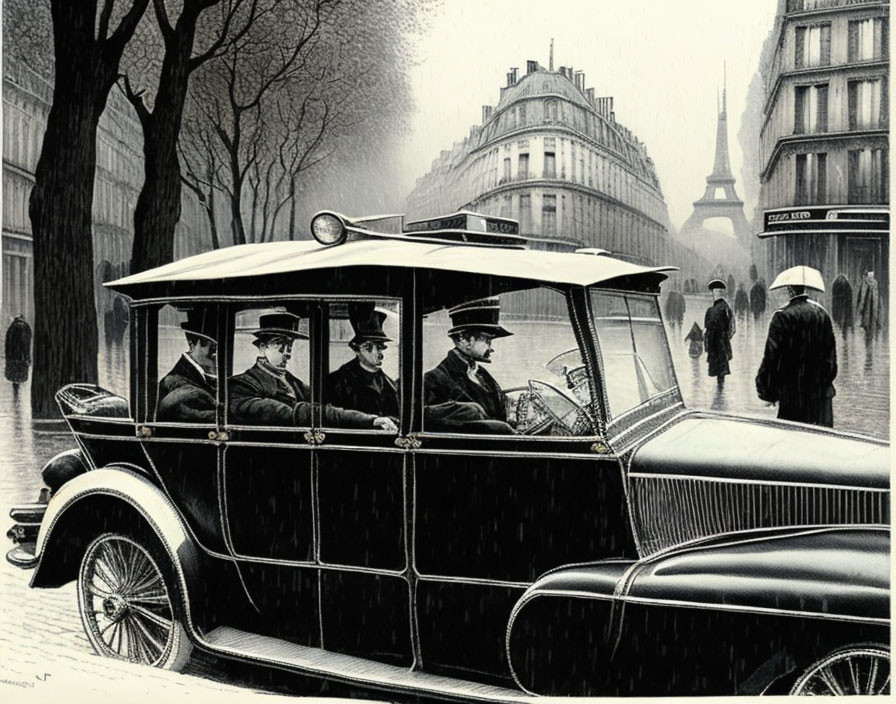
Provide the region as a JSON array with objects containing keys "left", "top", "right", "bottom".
[{"left": 590, "top": 290, "right": 677, "bottom": 419}]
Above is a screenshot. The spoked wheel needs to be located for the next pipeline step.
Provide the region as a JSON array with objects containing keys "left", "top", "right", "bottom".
[
  {"left": 77, "top": 532, "right": 192, "bottom": 670},
  {"left": 790, "top": 646, "right": 890, "bottom": 696}
]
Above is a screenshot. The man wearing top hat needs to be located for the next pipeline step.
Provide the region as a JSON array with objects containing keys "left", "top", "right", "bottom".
[
  {"left": 424, "top": 297, "right": 513, "bottom": 423},
  {"left": 756, "top": 266, "right": 837, "bottom": 427},
  {"left": 157, "top": 309, "right": 218, "bottom": 422},
  {"left": 326, "top": 303, "right": 399, "bottom": 417},
  {"left": 229, "top": 312, "right": 397, "bottom": 431},
  {"left": 703, "top": 279, "right": 736, "bottom": 384}
]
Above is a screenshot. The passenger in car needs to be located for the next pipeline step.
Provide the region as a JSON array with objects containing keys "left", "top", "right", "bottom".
[
  {"left": 157, "top": 310, "right": 218, "bottom": 422},
  {"left": 326, "top": 304, "right": 399, "bottom": 417},
  {"left": 424, "top": 298, "right": 513, "bottom": 424},
  {"left": 229, "top": 313, "right": 397, "bottom": 431}
]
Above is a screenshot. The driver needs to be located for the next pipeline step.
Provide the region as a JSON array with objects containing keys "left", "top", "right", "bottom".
[{"left": 424, "top": 297, "right": 512, "bottom": 423}]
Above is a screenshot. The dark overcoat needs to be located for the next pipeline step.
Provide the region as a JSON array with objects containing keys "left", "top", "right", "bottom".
[
  {"left": 749, "top": 281, "right": 767, "bottom": 319},
  {"left": 424, "top": 349, "right": 507, "bottom": 422},
  {"left": 230, "top": 361, "right": 375, "bottom": 428},
  {"left": 157, "top": 355, "right": 217, "bottom": 422},
  {"left": 326, "top": 357, "right": 399, "bottom": 417},
  {"left": 830, "top": 274, "right": 854, "bottom": 331},
  {"left": 755, "top": 295, "right": 837, "bottom": 427},
  {"left": 703, "top": 299, "right": 735, "bottom": 377},
  {"left": 4, "top": 317, "right": 31, "bottom": 383}
]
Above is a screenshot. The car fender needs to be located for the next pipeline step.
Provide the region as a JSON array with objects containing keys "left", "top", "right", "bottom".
[{"left": 30, "top": 466, "right": 202, "bottom": 629}]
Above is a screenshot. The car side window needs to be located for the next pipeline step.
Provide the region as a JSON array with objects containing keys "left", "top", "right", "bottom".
[
  {"left": 421, "top": 286, "right": 597, "bottom": 436},
  {"left": 155, "top": 304, "right": 218, "bottom": 424},
  {"left": 226, "top": 306, "right": 311, "bottom": 428},
  {"left": 322, "top": 299, "right": 401, "bottom": 427}
]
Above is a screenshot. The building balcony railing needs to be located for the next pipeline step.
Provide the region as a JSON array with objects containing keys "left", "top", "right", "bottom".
[{"left": 786, "top": 0, "right": 881, "bottom": 13}]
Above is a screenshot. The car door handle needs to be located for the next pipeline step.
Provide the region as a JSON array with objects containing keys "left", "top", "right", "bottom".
[
  {"left": 304, "top": 430, "right": 326, "bottom": 446},
  {"left": 395, "top": 434, "right": 422, "bottom": 450},
  {"left": 208, "top": 430, "right": 230, "bottom": 442}
]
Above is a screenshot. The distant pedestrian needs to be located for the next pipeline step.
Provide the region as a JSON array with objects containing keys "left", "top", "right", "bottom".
[
  {"left": 830, "top": 274, "right": 854, "bottom": 332},
  {"left": 104, "top": 296, "right": 130, "bottom": 345},
  {"left": 734, "top": 283, "right": 749, "bottom": 319},
  {"left": 685, "top": 322, "right": 704, "bottom": 358},
  {"left": 750, "top": 278, "right": 767, "bottom": 321},
  {"left": 703, "top": 279, "right": 735, "bottom": 384},
  {"left": 856, "top": 270, "right": 882, "bottom": 340},
  {"left": 5, "top": 314, "right": 32, "bottom": 387},
  {"left": 726, "top": 273, "right": 735, "bottom": 295},
  {"left": 756, "top": 266, "right": 836, "bottom": 427},
  {"left": 664, "top": 290, "right": 686, "bottom": 327}
]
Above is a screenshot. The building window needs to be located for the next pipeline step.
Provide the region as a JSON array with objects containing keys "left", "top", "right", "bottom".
[
  {"left": 848, "top": 18, "right": 888, "bottom": 62},
  {"left": 500, "top": 194, "right": 512, "bottom": 218},
  {"left": 503, "top": 157, "right": 511, "bottom": 183},
  {"left": 848, "top": 78, "right": 886, "bottom": 130},
  {"left": 794, "top": 84, "right": 828, "bottom": 133},
  {"left": 519, "top": 103, "right": 527, "bottom": 126},
  {"left": 542, "top": 194, "right": 557, "bottom": 235},
  {"left": 848, "top": 148, "right": 888, "bottom": 204},
  {"left": 543, "top": 137, "right": 556, "bottom": 178},
  {"left": 519, "top": 194, "right": 531, "bottom": 232},
  {"left": 518, "top": 152, "right": 529, "bottom": 179},
  {"left": 795, "top": 24, "right": 831, "bottom": 68},
  {"left": 795, "top": 153, "right": 827, "bottom": 205},
  {"left": 543, "top": 99, "right": 558, "bottom": 122}
]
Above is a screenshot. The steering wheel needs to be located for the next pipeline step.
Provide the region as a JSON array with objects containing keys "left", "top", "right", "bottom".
[{"left": 517, "top": 380, "right": 583, "bottom": 435}]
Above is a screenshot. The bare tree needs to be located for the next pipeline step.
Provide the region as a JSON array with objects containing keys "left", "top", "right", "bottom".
[
  {"left": 121, "top": 0, "right": 261, "bottom": 272},
  {"left": 28, "top": 0, "right": 148, "bottom": 419}
]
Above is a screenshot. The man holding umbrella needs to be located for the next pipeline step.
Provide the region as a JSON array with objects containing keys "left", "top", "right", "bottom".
[{"left": 755, "top": 266, "right": 837, "bottom": 427}]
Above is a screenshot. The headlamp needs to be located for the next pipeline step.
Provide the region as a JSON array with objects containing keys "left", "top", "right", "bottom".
[{"left": 310, "top": 212, "right": 347, "bottom": 246}]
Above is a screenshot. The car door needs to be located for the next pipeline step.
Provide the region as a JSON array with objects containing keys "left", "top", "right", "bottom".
[{"left": 412, "top": 283, "right": 637, "bottom": 680}]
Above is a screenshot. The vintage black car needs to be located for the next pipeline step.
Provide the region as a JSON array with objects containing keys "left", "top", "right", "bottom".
[{"left": 7, "top": 210, "right": 890, "bottom": 698}]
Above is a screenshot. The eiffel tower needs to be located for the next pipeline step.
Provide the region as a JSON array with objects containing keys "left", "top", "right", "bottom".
[{"left": 680, "top": 77, "right": 751, "bottom": 246}]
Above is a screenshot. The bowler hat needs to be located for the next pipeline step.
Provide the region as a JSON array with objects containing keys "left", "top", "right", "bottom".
[
  {"left": 252, "top": 312, "right": 307, "bottom": 345},
  {"left": 349, "top": 303, "right": 392, "bottom": 345},
  {"left": 447, "top": 297, "right": 513, "bottom": 338},
  {"left": 181, "top": 308, "right": 216, "bottom": 343},
  {"left": 707, "top": 279, "right": 726, "bottom": 291}
]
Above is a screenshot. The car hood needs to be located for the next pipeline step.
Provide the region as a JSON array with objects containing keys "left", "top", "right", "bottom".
[{"left": 629, "top": 413, "right": 889, "bottom": 488}]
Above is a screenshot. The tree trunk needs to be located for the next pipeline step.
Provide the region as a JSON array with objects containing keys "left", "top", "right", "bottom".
[
  {"left": 130, "top": 13, "right": 199, "bottom": 273},
  {"left": 28, "top": 4, "right": 114, "bottom": 419}
]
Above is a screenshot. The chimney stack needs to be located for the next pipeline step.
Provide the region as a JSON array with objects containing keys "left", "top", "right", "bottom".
[
  {"left": 482, "top": 105, "right": 493, "bottom": 123},
  {"left": 586, "top": 87, "right": 595, "bottom": 106},
  {"left": 568, "top": 65, "right": 574, "bottom": 81},
  {"left": 511, "top": 67, "right": 518, "bottom": 83},
  {"left": 507, "top": 71, "right": 514, "bottom": 87},
  {"left": 575, "top": 71, "right": 585, "bottom": 91},
  {"left": 527, "top": 60, "right": 538, "bottom": 74}
]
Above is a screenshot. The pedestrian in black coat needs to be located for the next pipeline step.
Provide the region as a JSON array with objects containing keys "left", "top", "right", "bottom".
[
  {"left": 703, "top": 280, "right": 735, "bottom": 382},
  {"left": 734, "top": 283, "right": 749, "bottom": 319},
  {"left": 830, "top": 274, "right": 854, "bottom": 332},
  {"left": 750, "top": 279, "right": 768, "bottom": 321},
  {"left": 424, "top": 298, "right": 513, "bottom": 424},
  {"left": 756, "top": 269, "right": 837, "bottom": 427},
  {"left": 4, "top": 315, "right": 31, "bottom": 386}
]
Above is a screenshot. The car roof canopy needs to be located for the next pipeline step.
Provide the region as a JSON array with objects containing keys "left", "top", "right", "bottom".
[{"left": 108, "top": 238, "right": 676, "bottom": 303}]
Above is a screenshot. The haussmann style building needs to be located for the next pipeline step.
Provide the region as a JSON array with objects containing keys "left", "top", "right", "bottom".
[
  {"left": 405, "top": 57, "right": 707, "bottom": 280},
  {"left": 754, "top": 0, "right": 889, "bottom": 311}
]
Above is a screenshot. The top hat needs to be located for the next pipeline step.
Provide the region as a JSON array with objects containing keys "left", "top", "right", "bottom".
[
  {"left": 349, "top": 303, "right": 392, "bottom": 345},
  {"left": 707, "top": 279, "right": 726, "bottom": 291},
  {"left": 447, "top": 297, "right": 513, "bottom": 338},
  {"left": 180, "top": 308, "right": 216, "bottom": 343},
  {"left": 252, "top": 312, "right": 308, "bottom": 345},
  {"left": 769, "top": 265, "right": 825, "bottom": 292}
]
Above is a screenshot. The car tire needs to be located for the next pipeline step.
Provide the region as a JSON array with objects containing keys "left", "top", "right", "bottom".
[
  {"left": 77, "top": 531, "right": 193, "bottom": 671},
  {"left": 789, "top": 644, "right": 890, "bottom": 696}
]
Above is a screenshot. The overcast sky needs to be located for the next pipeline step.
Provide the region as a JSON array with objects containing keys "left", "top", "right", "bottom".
[{"left": 397, "top": 0, "right": 779, "bottom": 230}]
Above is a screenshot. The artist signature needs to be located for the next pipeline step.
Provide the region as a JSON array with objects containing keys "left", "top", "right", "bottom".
[{"left": 0, "top": 673, "right": 51, "bottom": 688}]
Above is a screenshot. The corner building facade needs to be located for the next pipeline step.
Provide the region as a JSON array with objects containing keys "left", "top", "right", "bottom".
[
  {"left": 405, "top": 61, "right": 674, "bottom": 266},
  {"left": 755, "top": 0, "right": 889, "bottom": 309}
]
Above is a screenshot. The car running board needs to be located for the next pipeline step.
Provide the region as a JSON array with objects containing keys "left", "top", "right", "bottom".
[{"left": 202, "top": 626, "right": 532, "bottom": 702}]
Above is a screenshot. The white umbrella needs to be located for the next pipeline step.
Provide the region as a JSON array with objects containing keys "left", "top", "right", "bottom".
[{"left": 769, "top": 265, "right": 826, "bottom": 292}]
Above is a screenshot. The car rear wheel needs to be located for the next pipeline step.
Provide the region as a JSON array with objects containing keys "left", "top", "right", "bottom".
[
  {"left": 789, "top": 645, "right": 890, "bottom": 696},
  {"left": 77, "top": 532, "right": 192, "bottom": 670}
]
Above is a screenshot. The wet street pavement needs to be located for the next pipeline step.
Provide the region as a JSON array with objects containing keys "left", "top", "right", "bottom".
[{"left": 0, "top": 300, "right": 888, "bottom": 702}]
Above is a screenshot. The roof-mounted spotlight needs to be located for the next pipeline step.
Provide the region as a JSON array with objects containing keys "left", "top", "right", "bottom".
[{"left": 310, "top": 211, "right": 348, "bottom": 246}]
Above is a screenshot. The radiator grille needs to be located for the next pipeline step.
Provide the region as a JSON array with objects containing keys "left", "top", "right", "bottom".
[{"left": 630, "top": 475, "right": 890, "bottom": 555}]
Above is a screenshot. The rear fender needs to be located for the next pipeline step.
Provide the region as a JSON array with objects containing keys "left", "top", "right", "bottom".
[{"left": 31, "top": 467, "right": 202, "bottom": 628}]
